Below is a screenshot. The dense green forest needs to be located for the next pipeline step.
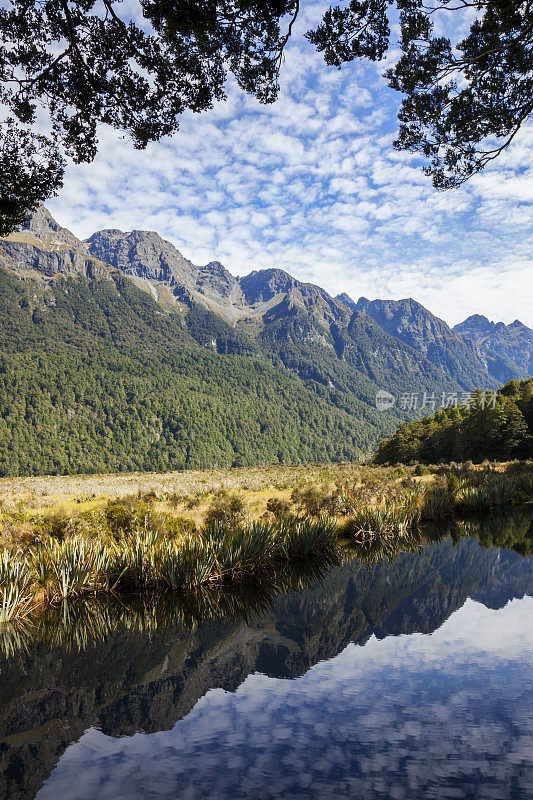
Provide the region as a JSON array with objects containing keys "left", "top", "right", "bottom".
[
  {"left": 0, "top": 267, "right": 392, "bottom": 476},
  {"left": 374, "top": 379, "right": 533, "bottom": 464}
]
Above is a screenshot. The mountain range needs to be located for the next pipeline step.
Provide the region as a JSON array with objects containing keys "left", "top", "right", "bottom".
[{"left": 0, "top": 205, "right": 530, "bottom": 476}]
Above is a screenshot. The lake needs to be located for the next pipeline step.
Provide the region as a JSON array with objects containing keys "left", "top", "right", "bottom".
[{"left": 1, "top": 511, "right": 532, "bottom": 800}]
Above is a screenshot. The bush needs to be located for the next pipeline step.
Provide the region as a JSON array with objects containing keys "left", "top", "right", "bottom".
[
  {"left": 105, "top": 499, "right": 152, "bottom": 537},
  {"left": 266, "top": 497, "right": 292, "bottom": 518},
  {"left": 413, "top": 464, "right": 429, "bottom": 476},
  {"left": 37, "top": 512, "right": 79, "bottom": 541},
  {"left": 205, "top": 491, "right": 246, "bottom": 527},
  {"left": 291, "top": 486, "right": 330, "bottom": 517}
]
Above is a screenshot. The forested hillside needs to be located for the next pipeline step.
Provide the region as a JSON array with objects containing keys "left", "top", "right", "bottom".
[
  {"left": 0, "top": 206, "right": 527, "bottom": 477},
  {"left": 0, "top": 268, "right": 390, "bottom": 475},
  {"left": 374, "top": 379, "right": 533, "bottom": 464}
]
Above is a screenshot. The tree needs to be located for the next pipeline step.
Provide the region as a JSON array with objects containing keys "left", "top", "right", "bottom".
[
  {"left": 0, "top": 0, "right": 299, "bottom": 233},
  {"left": 307, "top": 0, "right": 533, "bottom": 188},
  {"left": 1, "top": 1, "right": 531, "bottom": 234}
]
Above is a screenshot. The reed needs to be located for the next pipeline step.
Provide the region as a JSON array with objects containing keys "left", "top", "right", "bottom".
[
  {"left": 342, "top": 496, "right": 417, "bottom": 541},
  {"left": 0, "top": 549, "right": 36, "bottom": 623}
]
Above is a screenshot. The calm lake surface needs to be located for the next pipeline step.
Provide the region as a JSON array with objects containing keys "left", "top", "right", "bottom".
[{"left": 1, "top": 512, "right": 532, "bottom": 800}]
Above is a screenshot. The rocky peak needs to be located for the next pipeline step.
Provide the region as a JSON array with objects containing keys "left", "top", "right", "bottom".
[
  {"left": 353, "top": 296, "right": 499, "bottom": 389},
  {"left": 454, "top": 314, "right": 500, "bottom": 336},
  {"left": 336, "top": 292, "right": 357, "bottom": 312},
  {"left": 19, "top": 204, "right": 88, "bottom": 252},
  {"left": 454, "top": 315, "right": 533, "bottom": 378},
  {"left": 195, "top": 261, "right": 238, "bottom": 301},
  {"left": 238, "top": 269, "right": 350, "bottom": 329},
  {"left": 85, "top": 229, "right": 198, "bottom": 286},
  {"left": 238, "top": 268, "right": 299, "bottom": 304},
  {"left": 509, "top": 319, "right": 529, "bottom": 331},
  {"left": 24, "top": 204, "right": 62, "bottom": 234},
  {"left": 354, "top": 297, "right": 454, "bottom": 348},
  {"left": 0, "top": 205, "right": 111, "bottom": 280}
]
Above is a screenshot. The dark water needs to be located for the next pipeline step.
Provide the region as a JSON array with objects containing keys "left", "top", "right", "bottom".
[{"left": 1, "top": 512, "right": 532, "bottom": 800}]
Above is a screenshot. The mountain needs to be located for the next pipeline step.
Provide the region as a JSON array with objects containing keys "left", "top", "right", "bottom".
[
  {"left": 84, "top": 229, "right": 464, "bottom": 403},
  {"left": 0, "top": 205, "right": 514, "bottom": 476},
  {"left": 454, "top": 314, "right": 533, "bottom": 380},
  {"left": 352, "top": 296, "right": 500, "bottom": 390}
]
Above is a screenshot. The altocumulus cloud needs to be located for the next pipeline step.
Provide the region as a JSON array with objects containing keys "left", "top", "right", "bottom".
[{"left": 48, "top": 1, "right": 533, "bottom": 327}]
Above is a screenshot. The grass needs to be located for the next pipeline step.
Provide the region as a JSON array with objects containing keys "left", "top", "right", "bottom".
[
  {"left": 0, "top": 550, "right": 36, "bottom": 623},
  {"left": 0, "top": 516, "right": 341, "bottom": 618},
  {"left": 0, "top": 459, "right": 531, "bottom": 624}
]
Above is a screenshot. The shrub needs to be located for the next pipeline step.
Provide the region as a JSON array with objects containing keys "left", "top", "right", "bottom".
[
  {"left": 105, "top": 499, "right": 152, "bottom": 537},
  {"left": 266, "top": 497, "right": 292, "bottom": 518},
  {"left": 341, "top": 497, "right": 417, "bottom": 540},
  {"left": 205, "top": 492, "right": 246, "bottom": 527},
  {"left": 35, "top": 537, "right": 113, "bottom": 600},
  {"left": 291, "top": 486, "right": 330, "bottom": 517},
  {"left": 413, "top": 464, "right": 429, "bottom": 476},
  {"left": 457, "top": 477, "right": 517, "bottom": 513},
  {"left": 37, "top": 511, "right": 78, "bottom": 541}
]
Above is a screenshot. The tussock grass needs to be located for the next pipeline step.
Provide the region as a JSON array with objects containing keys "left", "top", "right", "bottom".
[
  {"left": 1, "top": 461, "right": 531, "bottom": 623},
  {"left": 456, "top": 477, "right": 517, "bottom": 513},
  {"left": 0, "top": 550, "right": 36, "bottom": 623},
  {"left": 0, "top": 514, "right": 340, "bottom": 619}
]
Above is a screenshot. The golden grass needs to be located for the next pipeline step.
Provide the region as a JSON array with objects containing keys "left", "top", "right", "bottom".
[
  {"left": 0, "top": 462, "right": 415, "bottom": 526},
  {"left": 0, "top": 459, "right": 530, "bottom": 628},
  {"left": 0, "top": 460, "right": 526, "bottom": 532}
]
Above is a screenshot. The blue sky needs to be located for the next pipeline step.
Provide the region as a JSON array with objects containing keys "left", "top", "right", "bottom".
[{"left": 48, "top": 1, "right": 533, "bottom": 327}]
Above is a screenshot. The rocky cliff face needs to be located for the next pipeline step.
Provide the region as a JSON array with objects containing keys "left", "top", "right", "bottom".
[
  {"left": 0, "top": 206, "right": 111, "bottom": 281},
  {"left": 455, "top": 314, "right": 533, "bottom": 379},
  {"left": 354, "top": 297, "right": 505, "bottom": 388},
  {"left": 86, "top": 228, "right": 198, "bottom": 285}
]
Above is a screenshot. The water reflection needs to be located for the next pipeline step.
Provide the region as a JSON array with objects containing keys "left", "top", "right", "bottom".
[
  {"left": 0, "top": 511, "right": 532, "bottom": 800},
  {"left": 0, "top": 555, "right": 342, "bottom": 658},
  {"left": 36, "top": 597, "right": 533, "bottom": 800}
]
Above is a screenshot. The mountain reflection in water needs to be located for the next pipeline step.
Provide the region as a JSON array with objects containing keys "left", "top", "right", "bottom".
[{"left": 0, "top": 511, "right": 532, "bottom": 800}]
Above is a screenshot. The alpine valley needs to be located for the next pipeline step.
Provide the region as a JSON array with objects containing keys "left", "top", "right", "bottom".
[{"left": 0, "top": 206, "right": 531, "bottom": 477}]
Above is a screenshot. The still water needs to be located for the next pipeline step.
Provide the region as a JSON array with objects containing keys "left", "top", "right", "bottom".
[{"left": 1, "top": 513, "right": 532, "bottom": 800}]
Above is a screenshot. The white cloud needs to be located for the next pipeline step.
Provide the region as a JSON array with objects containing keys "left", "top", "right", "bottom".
[{"left": 47, "top": 2, "right": 533, "bottom": 328}]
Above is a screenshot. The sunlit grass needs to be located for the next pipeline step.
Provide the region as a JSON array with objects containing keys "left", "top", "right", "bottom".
[
  {"left": 0, "top": 550, "right": 36, "bottom": 623},
  {"left": 0, "top": 461, "right": 531, "bottom": 623}
]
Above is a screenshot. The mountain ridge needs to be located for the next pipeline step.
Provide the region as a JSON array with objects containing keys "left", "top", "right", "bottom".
[
  {"left": 454, "top": 314, "right": 533, "bottom": 380},
  {"left": 0, "top": 205, "right": 526, "bottom": 476}
]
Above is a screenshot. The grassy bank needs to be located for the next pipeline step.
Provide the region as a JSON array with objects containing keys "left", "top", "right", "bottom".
[{"left": 1, "top": 460, "right": 532, "bottom": 624}]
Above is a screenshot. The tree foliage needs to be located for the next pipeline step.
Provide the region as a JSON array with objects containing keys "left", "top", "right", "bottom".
[
  {"left": 0, "top": 0, "right": 298, "bottom": 231},
  {"left": 374, "top": 378, "right": 533, "bottom": 463},
  {"left": 1, "top": 0, "right": 531, "bottom": 231},
  {"left": 308, "top": 0, "right": 533, "bottom": 188}
]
